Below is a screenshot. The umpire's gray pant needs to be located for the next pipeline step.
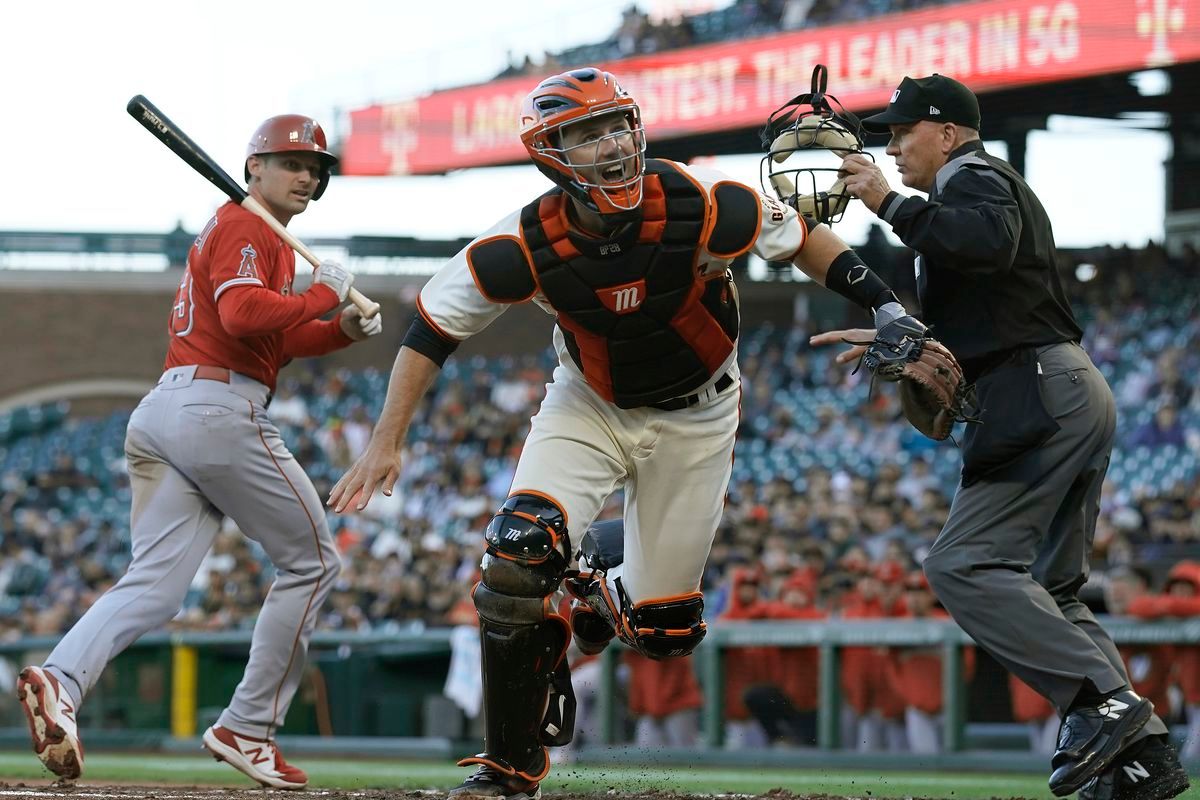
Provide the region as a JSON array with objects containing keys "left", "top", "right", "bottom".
[{"left": 923, "top": 342, "right": 1166, "bottom": 738}]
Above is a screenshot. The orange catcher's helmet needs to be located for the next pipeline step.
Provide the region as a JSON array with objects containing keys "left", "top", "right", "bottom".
[
  {"left": 243, "top": 114, "right": 338, "bottom": 200},
  {"left": 519, "top": 68, "right": 646, "bottom": 218}
]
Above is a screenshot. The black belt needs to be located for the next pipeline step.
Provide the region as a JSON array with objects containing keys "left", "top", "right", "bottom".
[{"left": 650, "top": 372, "right": 735, "bottom": 411}]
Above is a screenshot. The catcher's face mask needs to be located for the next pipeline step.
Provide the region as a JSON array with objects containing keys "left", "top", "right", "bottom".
[{"left": 760, "top": 65, "right": 869, "bottom": 225}]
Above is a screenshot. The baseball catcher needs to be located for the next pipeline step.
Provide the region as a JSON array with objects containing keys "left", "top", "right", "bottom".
[{"left": 332, "top": 65, "right": 922, "bottom": 800}]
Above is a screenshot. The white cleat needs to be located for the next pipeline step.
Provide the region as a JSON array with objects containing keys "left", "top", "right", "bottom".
[
  {"left": 202, "top": 724, "right": 308, "bottom": 790},
  {"left": 16, "top": 666, "right": 84, "bottom": 780}
]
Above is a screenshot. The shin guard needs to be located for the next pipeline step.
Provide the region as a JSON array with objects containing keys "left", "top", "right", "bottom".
[{"left": 469, "top": 583, "right": 573, "bottom": 781}]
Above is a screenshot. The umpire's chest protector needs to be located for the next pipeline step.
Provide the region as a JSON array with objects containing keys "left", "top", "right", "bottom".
[{"left": 470, "top": 160, "right": 753, "bottom": 409}]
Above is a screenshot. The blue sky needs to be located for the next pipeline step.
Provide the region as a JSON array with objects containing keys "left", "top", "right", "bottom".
[{"left": 1, "top": 0, "right": 1171, "bottom": 250}]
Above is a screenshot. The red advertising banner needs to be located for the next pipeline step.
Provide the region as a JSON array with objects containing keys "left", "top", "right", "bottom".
[{"left": 342, "top": 0, "right": 1197, "bottom": 175}]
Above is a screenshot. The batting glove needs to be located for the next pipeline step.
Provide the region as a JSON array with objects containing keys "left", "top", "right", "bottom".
[
  {"left": 314, "top": 259, "right": 353, "bottom": 302},
  {"left": 358, "top": 312, "right": 383, "bottom": 337}
]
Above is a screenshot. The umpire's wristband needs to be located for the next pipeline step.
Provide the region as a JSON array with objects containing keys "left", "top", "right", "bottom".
[{"left": 825, "top": 250, "right": 898, "bottom": 312}]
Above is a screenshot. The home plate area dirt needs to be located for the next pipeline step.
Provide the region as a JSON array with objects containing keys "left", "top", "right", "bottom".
[{"left": 0, "top": 786, "right": 1040, "bottom": 800}]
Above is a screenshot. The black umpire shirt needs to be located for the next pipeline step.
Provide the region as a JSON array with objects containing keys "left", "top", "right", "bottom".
[{"left": 876, "top": 140, "right": 1082, "bottom": 382}]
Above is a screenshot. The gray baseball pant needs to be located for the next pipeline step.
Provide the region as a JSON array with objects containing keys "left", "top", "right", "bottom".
[{"left": 44, "top": 366, "right": 341, "bottom": 739}]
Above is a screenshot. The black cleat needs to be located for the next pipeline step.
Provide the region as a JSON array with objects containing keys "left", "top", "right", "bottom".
[
  {"left": 1048, "top": 689, "right": 1153, "bottom": 796},
  {"left": 448, "top": 763, "right": 541, "bottom": 800},
  {"left": 1077, "top": 735, "right": 1190, "bottom": 800}
]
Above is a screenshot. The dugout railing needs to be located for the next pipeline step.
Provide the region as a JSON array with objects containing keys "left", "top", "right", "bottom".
[{"left": 1, "top": 619, "right": 1197, "bottom": 754}]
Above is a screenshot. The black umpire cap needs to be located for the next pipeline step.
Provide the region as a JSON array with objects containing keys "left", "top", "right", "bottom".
[{"left": 862, "top": 74, "right": 981, "bottom": 133}]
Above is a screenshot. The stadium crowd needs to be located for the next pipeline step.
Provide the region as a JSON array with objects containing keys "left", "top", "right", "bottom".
[
  {"left": 0, "top": 241, "right": 1198, "bottom": 751},
  {"left": 495, "top": 0, "right": 964, "bottom": 79}
]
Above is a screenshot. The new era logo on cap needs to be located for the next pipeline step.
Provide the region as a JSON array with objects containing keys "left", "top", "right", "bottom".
[{"left": 862, "top": 74, "right": 981, "bottom": 133}]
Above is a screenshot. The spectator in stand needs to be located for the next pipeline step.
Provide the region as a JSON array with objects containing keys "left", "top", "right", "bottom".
[
  {"left": 1127, "top": 561, "right": 1200, "bottom": 759},
  {"left": 1148, "top": 350, "right": 1195, "bottom": 411},
  {"left": 895, "top": 457, "right": 939, "bottom": 508},
  {"left": 624, "top": 651, "right": 702, "bottom": 749},
  {"left": 720, "top": 567, "right": 778, "bottom": 748},
  {"left": 781, "top": 0, "right": 815, "bottom": 29},
  {"left": 1011, "top": 675, "right": 1060, "bottom": 754},
  {"left": 1128, "top": 401, "right": 1188, "bottom": 449},
  {"left": 35, "top": 454, "right": 96, "bottom": 493},
  {"left": 744, "top": 571, "right": 825, "bottom": 747},
  {"left": 887, "top": 571, "right": 975, "bottom": 753},
  {"left": 1103, "top": 568, "right": 1177, "bottom": 728},
  {"left": 839, "top": 560, "right": 907, "bottom": 751}
]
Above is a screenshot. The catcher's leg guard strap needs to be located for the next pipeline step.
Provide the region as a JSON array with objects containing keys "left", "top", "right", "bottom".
[
  {"left": 574, "top": 574, "right": 708, "bottom": 660},
  {"left": 565, "top": 519, "right": 625, "bottom": 655}
]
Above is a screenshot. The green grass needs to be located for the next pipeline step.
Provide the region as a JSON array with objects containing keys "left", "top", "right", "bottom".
[{"left": 0, "top": 752, "right": 1077, "bottom": 798}]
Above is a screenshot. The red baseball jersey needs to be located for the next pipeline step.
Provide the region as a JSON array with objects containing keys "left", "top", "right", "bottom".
[{"left": 164, "top": 202, "right": 345, "bottom": 390}]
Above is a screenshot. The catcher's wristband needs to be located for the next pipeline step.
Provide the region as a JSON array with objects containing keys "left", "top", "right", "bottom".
[{"left": 826, "top": 250, "right": 896, "bottom": 312}]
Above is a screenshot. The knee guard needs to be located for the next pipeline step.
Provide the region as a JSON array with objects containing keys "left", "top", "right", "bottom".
[
  {"left": 469, "top": 494, "right": 576, "bottom": 780},
  {"left": 481, "top": 493, "right": 571, "bottom": 597},
  {"left": 566, "top": 520, "right": 707, "bottom": 661}
]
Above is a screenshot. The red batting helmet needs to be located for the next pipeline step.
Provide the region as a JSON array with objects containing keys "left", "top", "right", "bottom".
[
  {"left": 519, "top": 67, "right": 646, "bottom": 219},
  {"left": 243, "top": 114, "right": 338, "bottom": 200}
]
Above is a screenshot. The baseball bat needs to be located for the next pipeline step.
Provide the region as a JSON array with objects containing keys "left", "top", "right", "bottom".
[{"left": 125, "top": 94, "right": 380, "bottom": 319}]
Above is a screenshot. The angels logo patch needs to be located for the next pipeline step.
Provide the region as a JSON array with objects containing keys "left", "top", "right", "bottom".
[{"left": 237, "top": 243, "right": 259, "bottom": 279}]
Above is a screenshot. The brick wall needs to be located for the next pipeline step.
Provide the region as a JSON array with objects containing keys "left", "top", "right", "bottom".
[{"left": 0, "top": 274, "right": 818, "bottom": 412}]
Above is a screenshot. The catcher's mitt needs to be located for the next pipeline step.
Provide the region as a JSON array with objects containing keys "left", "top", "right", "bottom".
[{"left": 861, "top": 317, "right": 973, "bottom": 441}]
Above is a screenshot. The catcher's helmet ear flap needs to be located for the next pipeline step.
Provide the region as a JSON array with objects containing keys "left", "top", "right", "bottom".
[
  {"left": 760, "top": 65, "right": 867, "bottom": 225},
  {"left": 519, "top": 67, "right": 647, "bottom": 220},
  {"left": 243, "top": 114, "right": 338, "bottom": 200}
]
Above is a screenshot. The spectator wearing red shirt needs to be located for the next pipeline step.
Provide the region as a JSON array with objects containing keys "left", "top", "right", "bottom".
[
  {"left": 1010, "top": 675, "right": 1059, "bottom": 754},
  {"left": 1127, "top": 561, "right": 1200, "bottom": 759},
  {"left": 840, "top": 560, "right": 908, "bottom": 751},
  {"left": 719, "top": 567, "right": 777, "bottom": 748},
  {"left": 887, "top": 572, "right": 975, "bottom": 753},
  {"left": 1106, "top": 568, "right": 1177, "bottom": 722},
  {"left": 743, "top": 571, "right": 827, "bottom": 746},
  {"left": 624, "top": 651, "right": 703, "bottom": 749}
]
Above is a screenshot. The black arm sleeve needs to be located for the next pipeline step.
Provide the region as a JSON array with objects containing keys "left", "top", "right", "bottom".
[
  {"left": 880, "top": 169, "right": 1022, "bottom": 275},
  {"left": 825, "top": 250, "right": 899, "bottom": 312},
  {"left": 401, "top": 314, "right": 459, "bottom": 367}
]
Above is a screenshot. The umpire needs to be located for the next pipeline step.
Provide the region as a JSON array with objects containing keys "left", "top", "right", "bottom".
[{"left": 826, "top": 75, "right": 1188, "bottom": 799}]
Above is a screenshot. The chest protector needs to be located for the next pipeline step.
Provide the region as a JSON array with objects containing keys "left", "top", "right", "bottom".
[{"left": 520, "top": 160, "right": 739, "bottom": 409}]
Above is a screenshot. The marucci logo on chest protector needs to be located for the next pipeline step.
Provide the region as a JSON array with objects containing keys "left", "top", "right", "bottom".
[{"left": 599, "top": 279, "right": 646, "bottom": 314}]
